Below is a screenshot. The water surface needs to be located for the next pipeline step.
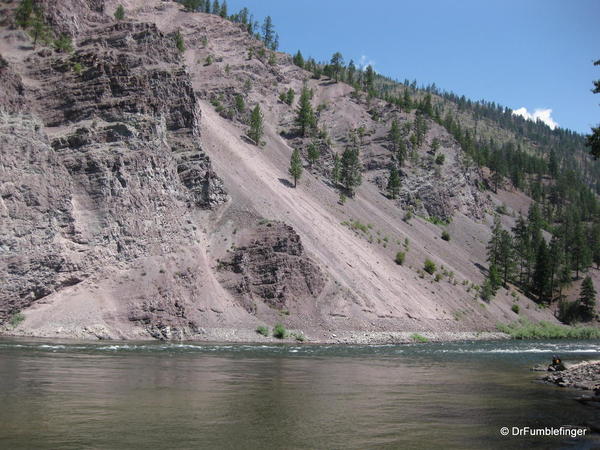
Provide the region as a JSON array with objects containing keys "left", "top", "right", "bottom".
[{"left": 0, "top": 338, "right": 598, "bottom": 449}]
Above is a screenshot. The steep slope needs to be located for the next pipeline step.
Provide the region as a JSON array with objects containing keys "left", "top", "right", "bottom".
[{"left": 0, "top": 0, "right": 561, "bottom": 341}]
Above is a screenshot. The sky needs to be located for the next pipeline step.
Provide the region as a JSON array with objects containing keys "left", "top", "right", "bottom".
[{"left": 223, "top": 0, "right": 599, "bottom": 134}]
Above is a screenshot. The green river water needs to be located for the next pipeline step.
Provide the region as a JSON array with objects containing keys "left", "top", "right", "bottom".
[{"left": 0, "top": 338, "right": 599, "bottom": 449}]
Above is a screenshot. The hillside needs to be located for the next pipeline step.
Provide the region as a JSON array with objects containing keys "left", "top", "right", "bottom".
[{"left": 0, "top": 0, "right": 596, "bottom": 342}]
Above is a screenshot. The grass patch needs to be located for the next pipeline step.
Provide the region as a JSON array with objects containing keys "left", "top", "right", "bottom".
[
  {"left": 410, "top": 333, "right": 429, "bottom": 343},
  {"left": 273, "top": 323, "right": 287, "bottom": 339},
  {"left": 256, "top": 325, "right": 269, "bottom": 337},
  {"left": 497, "top": 319, "right": 600, "bottom": 339}
]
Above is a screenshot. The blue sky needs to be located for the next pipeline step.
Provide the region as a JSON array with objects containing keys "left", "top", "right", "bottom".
[{"left": 223, "top": 0, "right": 599, "bottom": 134}]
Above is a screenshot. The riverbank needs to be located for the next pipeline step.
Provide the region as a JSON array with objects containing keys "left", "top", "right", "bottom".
[{"left": 1, "top": 326, "right": 510, "bottom": 344}]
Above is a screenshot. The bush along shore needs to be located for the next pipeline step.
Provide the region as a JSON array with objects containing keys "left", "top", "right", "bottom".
[{"left": 497, "top": 319, "right": 600, "bottom": 339}]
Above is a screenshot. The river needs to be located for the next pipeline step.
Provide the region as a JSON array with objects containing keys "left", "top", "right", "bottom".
[{"left": 0, "top": 338, "right": 598, "bottom": 449}]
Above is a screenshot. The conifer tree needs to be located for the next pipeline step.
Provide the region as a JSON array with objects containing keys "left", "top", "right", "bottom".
[
  {"left": 331, "top": 153, "right": 341, "bottom": 184},
  {"left": 587, "top": 59, "right": 600, "bottom": 159},
  {"left": 30, "top": 9, "right": 49, "bottom": 48},
  {"left": 579, "top": 276, "right": 596, "bottom": 321},
  {"left": 386, "top": 165, "right": 401, "bottom": 199},
  {"left": 330, "top": 52, "right": 344, "bottom": 82},
  {"left": 219, "top": 0, "right": 227, "bottom": 18},
  {"left": 487, "top": 215, "right": 503, "bottom": 267},
  {"left": 114, "top": 4, "right": 125, "bottom": 20},
  {"left": 364, "top": 65, "right": 375, "bottom": 92},
  {"left": 532, "top": 240, "right": 551, "bottom": 303},
  {"left": 248, "top": 104, "right": 263, "bottom": 145},
  {"left": 497, "top": 230, "right": 515, "bottom": 287},
  {"left": 295, "top": 85, "right": 316, "bottom": 137},
  {"left": 15, "top": 0, "right": 34, "bottom": 28},
  {"left": 347, "top": 60, "right": 356, "bottom": 85},
  {"left": 293, "top": 50, "right": 304, "bottom": 68},
  {"left": 340, "top": 134, "right": 362, "bottom": 196},
  {"left": 388, "top": 119, "right": 401, "bottom": 153},
  {"left": 288, "top": 149, "right": 303, "bottom": 187},
  {"left": 307, "top": 142, "right": 319, "bottom": 168}
]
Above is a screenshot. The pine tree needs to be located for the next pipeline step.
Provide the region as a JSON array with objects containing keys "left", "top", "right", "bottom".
[
  {"left": 571, "top": 220, "right": 592, "bottom": 279},
  {"left": 364, "top": 65, "right": 375, "bottom": 92},
  {"left": 578, "top": 276, "right": 596, "bottom": 321},
  {"left": 288, "top": 149, "right": 303, "bottom": 187},
  {"left": 587, "top": 59, "right": 600, "bottom": 159},
  {"left": 330, "top": 52, "right": 344, "bottom": 82},
  {"left": 285, "top": 88, "right": 295, "bottom": 106},
  {"left": 486, "top": 215, "right": 503, "bottom": 267},
  {"left": 307, "top": 142, "right": 319, "bottom": 168},
  {"left": 331, "top": 153, "right": 341, "bottom": 184},
  {"left": 261, "top": 16, "right": 276, "bottom": 50},
  {"left": 340, "top": 134, "right": 362, "bottom": 196},
  {"left": 388, "top": 119, "right": 401, "bottom": 153},
  {"left": 219, "top": 0, "right": 227, "bottom": 18},
  {"left": 295, "top": 85, "right": 315, "bottom": 137},
  {"left": 15, "top": 0, "right": 34, "bottom": 28},
  {"left": 386, "top": 165, "right": 401, "bottom": 199},
  {"left": 114, "top": 4, "right": 125, "bottom": 20},
  {"left": 211, "top": 0, "right": 220, "bottom": 14},
  {"left": 498, "top": 230, "right": 515, "bottom": 287},
  {"left": 292, "top": 50, "right": 304, "bottom": 68},
  {"left": 248, "top": 104, "right": 263, "bottom": 145},
  {"left": 30, "top": 9, "right": 49, "bottom": 48},
  {"left": 347, "top": 60, "right": 356, "bottom": 85},
  {"left": 532, "top": 240, "right": 551, "bottom": 303}
]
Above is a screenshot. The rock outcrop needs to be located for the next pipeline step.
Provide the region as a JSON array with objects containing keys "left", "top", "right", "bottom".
[{"left": 219, "top": 221, "right": 326, "bottom": 313}]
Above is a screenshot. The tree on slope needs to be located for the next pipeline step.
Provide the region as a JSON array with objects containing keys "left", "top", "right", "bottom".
[
  {"left": 578, "top": 276, "right": 596, "bottom": 321},
  {"left": 587, "top": 59, "right": 600, "bottom": 159},
  {"left": 248, "top": 104, "right": 263, "bottom": 145},
  {"left": 288, "top": 149, "right": 303, "bottom": 187},
  {"left": 386, "top": 165, "right": 401, "bottom": 199},
  {"left": 295, "top": 85, "right": 315, "bottom": 137},
  {"left": 340, "top": 134, "right": 362, "bottom": 196}
]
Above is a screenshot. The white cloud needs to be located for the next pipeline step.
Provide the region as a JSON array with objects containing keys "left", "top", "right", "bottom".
[
  {"left": 512, "top": 107, "right": 559, "bottom": 130},
  {"left": 358, "top": 54, "right": 375, "bottom": 71}
]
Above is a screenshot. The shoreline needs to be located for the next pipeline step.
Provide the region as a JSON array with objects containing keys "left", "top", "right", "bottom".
[{"left": 0, "top": 328, "right": 511, "bottom": 345}]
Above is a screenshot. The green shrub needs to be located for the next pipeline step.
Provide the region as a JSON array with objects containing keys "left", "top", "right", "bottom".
[
  {"left": 394, "top": 251, "right": 405, "bottom": 265},
  {"left": 273, "top": 323, "right": 287, "bottom": 339},
  {"left": 435, "top": 154, "right": 445, "bottom": 165},
  {"left": 9, "top": 312, "right": 25, "bottom": 328},
  {"left": 410, "top": 333, "right": 429, "bottom": 343},
  {"left": 497, "top": 319, "right": 600, "bottom": 339},
  {"left": 204, "top": 54, "right": 213, "bottom": 66},
  {"left": 256, "top": 325, "right": 269, "bottom": 336},
  {"left": 53, "top": 34, "right": 73, "bottom": 53},
  {"left": 291, "top": 332, "right": 305, "bottom": 342},
  {"left": 423, "top": 259, "right": 436, "bottom": 275},
  {"left": 72, "top": 62, "right": 83, "bottom": 74},
  {"left": 511, "top": 304, "right": 520, "bottom": 314},
  {"left": 114, "top": 5, "right": 125, "bottom": 20},
  {"left": 434, "top": 273, "right": 442, "bottom": 282},
  {"left": 174, "top": 31, "right": 185, "bottom": 53},
  {"left": 441, "top": 230, "right": 450, "bottom": 241}
]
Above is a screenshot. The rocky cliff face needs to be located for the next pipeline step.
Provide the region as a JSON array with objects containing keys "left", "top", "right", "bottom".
[{"left": 0, "top": 2, "right": 227, "bottom": 327}]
